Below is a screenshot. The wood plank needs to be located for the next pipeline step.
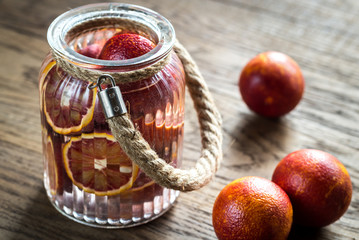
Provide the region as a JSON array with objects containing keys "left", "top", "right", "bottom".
[{"left": 0, "top": 0, "right": 358, "bottom": 239}]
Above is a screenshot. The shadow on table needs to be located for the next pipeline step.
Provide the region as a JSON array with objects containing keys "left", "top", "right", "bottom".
[
  {"left": 237, "top": 113, "right": 285, "bottom": 137},
  {"left": 288, "top": 224, "right": 323, "bottom": 240},
  {"left": 226, "top": 113, "right": 290, "bottom": 164},
  {"left": 15, "top": 188, "right": 176, "bottom": 240}
]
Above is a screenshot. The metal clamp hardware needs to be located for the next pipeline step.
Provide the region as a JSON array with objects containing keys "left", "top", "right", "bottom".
[{"left": 89, "top": 74, "right": 127, "bottom": 119}]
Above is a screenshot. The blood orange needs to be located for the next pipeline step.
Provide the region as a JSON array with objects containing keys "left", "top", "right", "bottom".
[
  {"left": 98, "top": 33, "right": 155, "bottom": 60},
  {"left": 63, "top": 133, "right": 139, "bottom": 196},
  {"left": 212, "top": 176, "right": 293, "bottom": 240},
  {"left": 239, "top": 51, "right": 304, "bottom": 117},
  {"left": 272, "top": 149, "right": 352, "bottom": 227}
]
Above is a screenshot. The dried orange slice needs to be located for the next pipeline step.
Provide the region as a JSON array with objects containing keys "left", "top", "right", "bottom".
[
  {"left": 63, "top": 133, "right": 139, "bottom": 196},
  {"left": 39, "top": 60, "right": 56, "bottom": 112},
  {"left": 44, "top": 69, "right": 96, "bottom": 135},
  {"left": 44, "top": 136, "right": 58, "bottom": 195}
]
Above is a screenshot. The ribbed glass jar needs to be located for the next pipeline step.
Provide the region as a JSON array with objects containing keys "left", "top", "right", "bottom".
[{"left": 39, "top": 3, "right": 185, "bottom": 228}]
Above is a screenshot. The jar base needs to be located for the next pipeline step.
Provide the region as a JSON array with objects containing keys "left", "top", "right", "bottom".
[{"left": 47, "top": 191, "right": 180, "bottom": 229}]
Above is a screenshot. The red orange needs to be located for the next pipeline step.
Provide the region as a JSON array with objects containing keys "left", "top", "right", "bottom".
[
  {"left": 239, "top": 51, "right": 304, "bottom": 117},
  {"left": 99, "top": 33, "right": 155, "bottom": 60},
  {"left": 272, "top": 149, "right": 352, "bottom": 227},
  {"left": 212, "top": 176, "right": 293, "bottom": 240}
]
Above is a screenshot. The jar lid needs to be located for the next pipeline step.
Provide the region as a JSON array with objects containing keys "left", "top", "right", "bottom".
[{"left": 47, "top": 3, "right": 175, "bottom": 69}]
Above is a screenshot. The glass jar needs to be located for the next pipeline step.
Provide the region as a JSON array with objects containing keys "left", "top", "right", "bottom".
[{"left": 39, "top": 3, "right": 185, "bottom": 228}]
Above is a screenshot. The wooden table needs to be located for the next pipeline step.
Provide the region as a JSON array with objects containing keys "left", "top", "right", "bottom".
[{"left": 1, "top": 0, "right": 358, "bottom": 239}]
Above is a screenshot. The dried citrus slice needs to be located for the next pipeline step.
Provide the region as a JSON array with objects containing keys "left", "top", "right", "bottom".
[
  {"left": 39, "top": 60, "right": 56, "bottom": 112},
  {"left": 44, "top": 136, "right": 58, "bottom": 195},
  {"left": 63, "top": 133, "right": 139, "bottom": 196},
  {"left": 44, "top": 69, "right": 96, "bottom": 135}
]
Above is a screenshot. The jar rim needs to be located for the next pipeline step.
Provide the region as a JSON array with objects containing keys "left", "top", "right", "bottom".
[{"left": 47, "top": 3, "right": 175, "bottom": 69}]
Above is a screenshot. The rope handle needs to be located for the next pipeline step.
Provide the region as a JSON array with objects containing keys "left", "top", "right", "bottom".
[
  {"left": 107, "top": 40, "right": 222, "bottom": 191},
  {"left": 55, "top": 39, "right": 223, "bottom": 191}
]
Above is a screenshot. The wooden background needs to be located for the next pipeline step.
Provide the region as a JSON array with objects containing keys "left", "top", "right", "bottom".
[{"left": 0, "top": 0, "right": 358, "bottom": 239}]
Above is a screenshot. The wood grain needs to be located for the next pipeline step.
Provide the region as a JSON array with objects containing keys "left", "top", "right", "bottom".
[{"left": 0, "top": 0, "right": 358, "bottom": 239}]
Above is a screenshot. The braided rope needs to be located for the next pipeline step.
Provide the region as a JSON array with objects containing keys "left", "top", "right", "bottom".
[{"left": 53, "top": 53, "right": 171, "bottom": 83}]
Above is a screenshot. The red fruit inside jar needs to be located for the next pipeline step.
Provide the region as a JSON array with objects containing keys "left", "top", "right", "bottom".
[
  {"left": 239, "top": 51, "right": 305, "bottom": 118},
  {"left": 98, "top": 33, "right": 156, "bottom": 60}
]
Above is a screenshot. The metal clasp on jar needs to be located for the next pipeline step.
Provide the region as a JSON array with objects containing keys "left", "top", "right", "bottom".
[{"left": 89, "top": 74, "right": 127, "bottom": 119}]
